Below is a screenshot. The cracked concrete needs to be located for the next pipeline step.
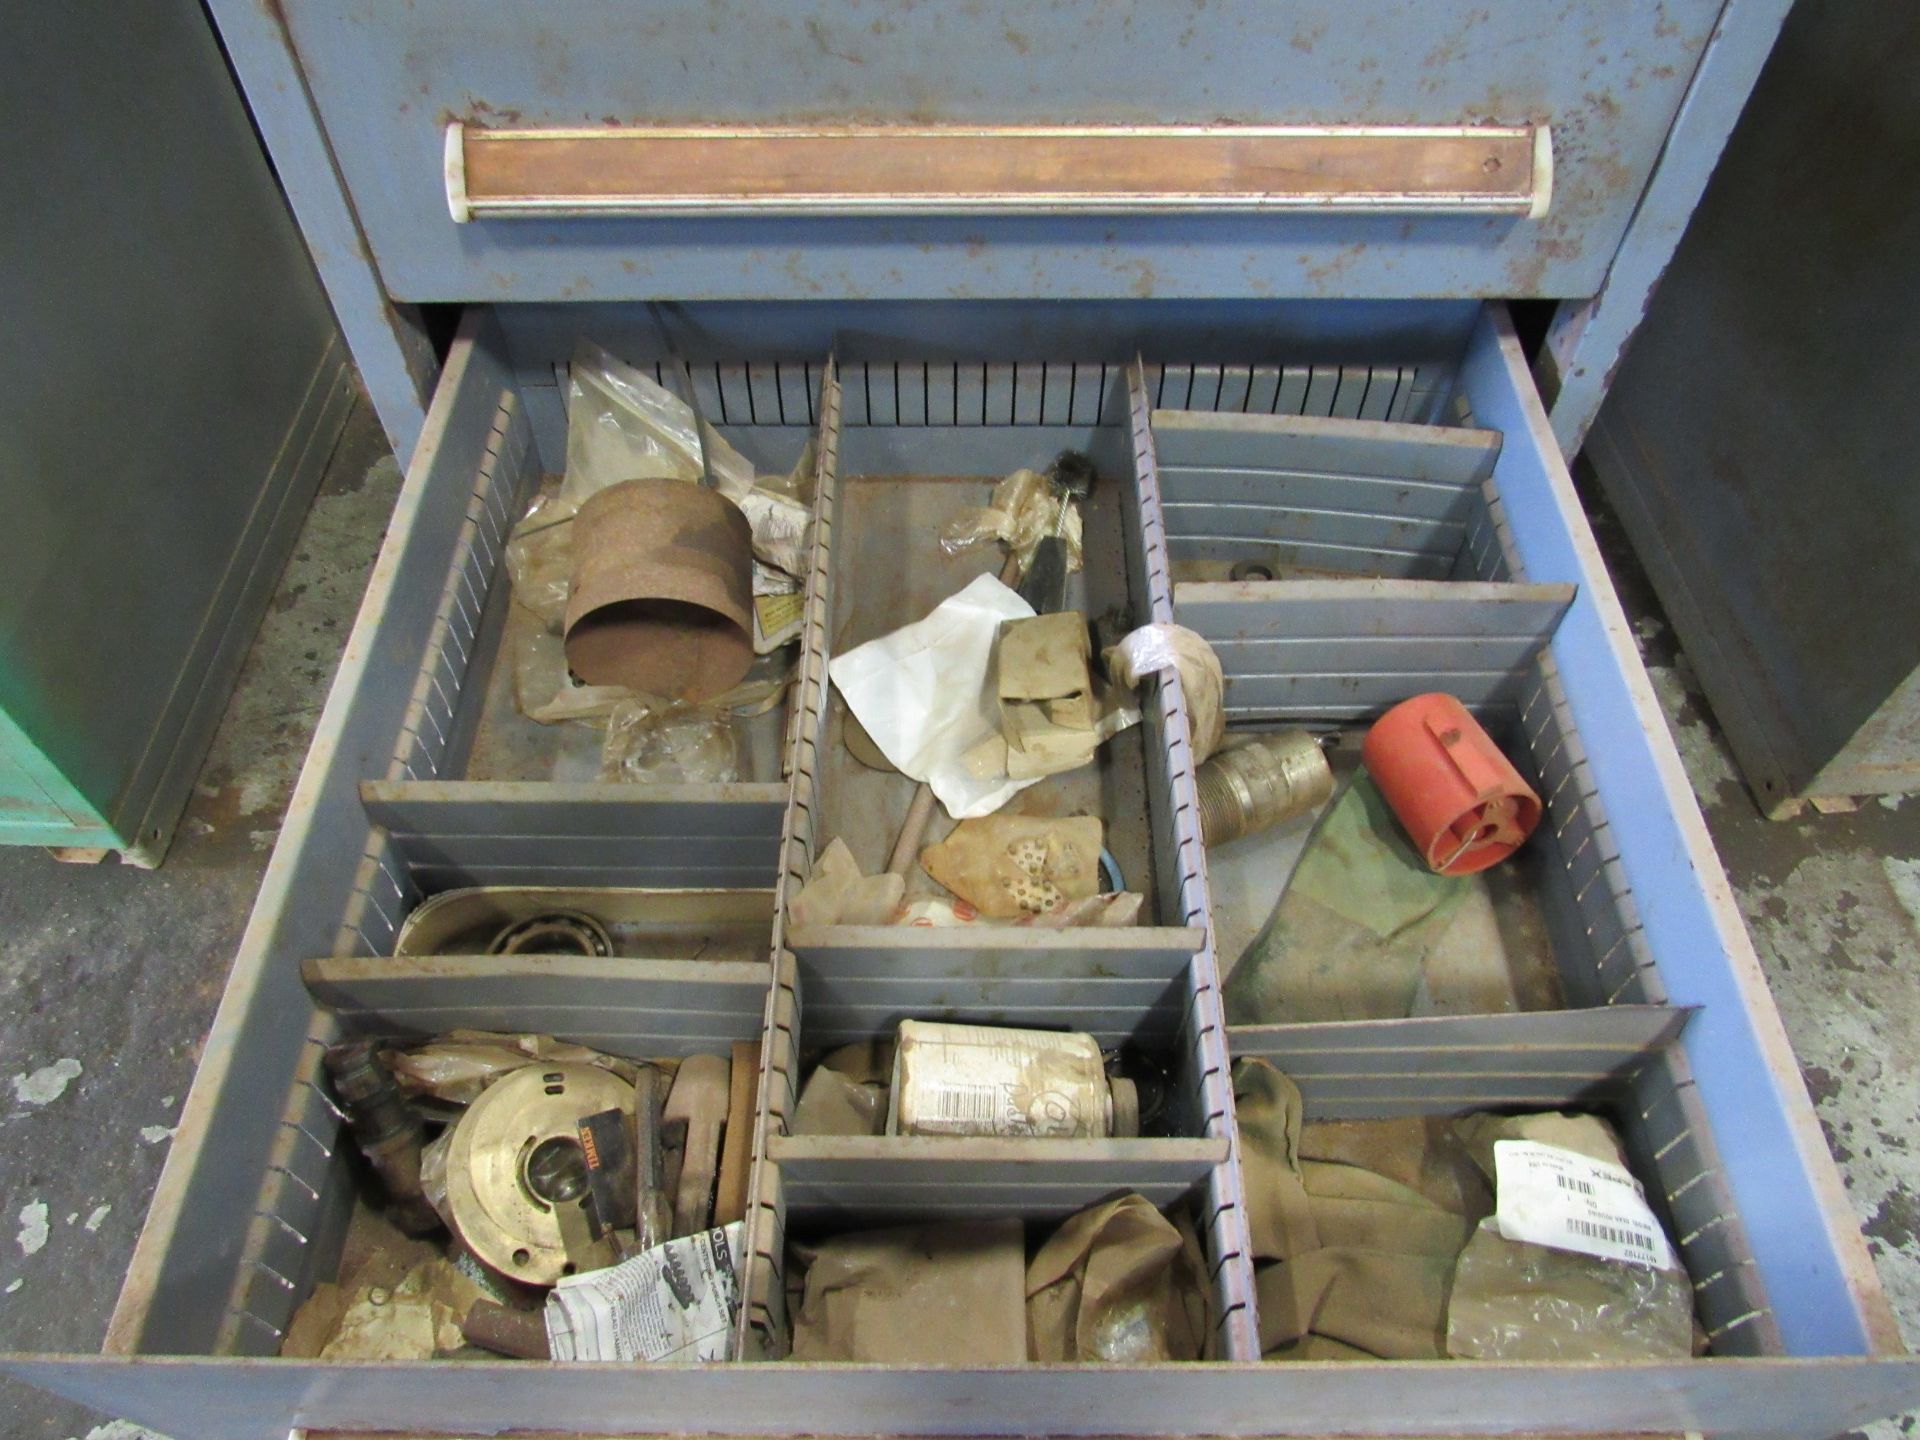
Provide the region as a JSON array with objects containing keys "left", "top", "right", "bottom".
[
  {"left": 1582, "top": 465, "right": 1920, "bottom": 1440},
  {"left": 0, "top": 399, "right": 398, "bottom": 1439}
]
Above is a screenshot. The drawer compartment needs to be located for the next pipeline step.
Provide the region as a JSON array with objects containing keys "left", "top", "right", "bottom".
[
  {"left": 742, "top": 357, "right": 1254, "bottom": 1358},
  {"left": 9, "top": 302, "right": 1918, "bottom": 1440}
]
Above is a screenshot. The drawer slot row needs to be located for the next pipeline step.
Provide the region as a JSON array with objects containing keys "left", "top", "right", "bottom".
[
  {"left": 388, "top": 388, "right": 540, "bottom": 786},
  {"left": 357, "top": 779, "right": 788, "bottom": 894}
]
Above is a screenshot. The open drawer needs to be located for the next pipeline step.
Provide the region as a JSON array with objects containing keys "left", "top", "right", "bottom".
[{"left": 6, "top": 303, "right": 1917, "bottom": 1440}]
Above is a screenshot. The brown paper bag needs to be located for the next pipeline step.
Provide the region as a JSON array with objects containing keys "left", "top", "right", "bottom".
[
  {"left": 1026, "top": 1195, "right": 1208, "bottom": 1362},
  {"left": 790, "top": 1219, "right": 1027, "bottom": 1363},
  {"left": 1234, "top": 1058, "right": 1476, "bottom": 1361}
]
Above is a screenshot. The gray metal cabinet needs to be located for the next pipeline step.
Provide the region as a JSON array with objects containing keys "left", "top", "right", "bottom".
[
  {"left": 1587, "top": 0, "right": 1920, "bottom": 814},
  {"left": 8, "top": 4, "right": 1920, "bottom": 1437},
  {"left": 0, "top": 0, "right": 352, "bottom": 862}
]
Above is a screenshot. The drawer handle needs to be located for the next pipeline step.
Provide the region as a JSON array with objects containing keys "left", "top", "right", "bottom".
[{"left": 443, "top": 122, "right": 1552, "bottom": 222}]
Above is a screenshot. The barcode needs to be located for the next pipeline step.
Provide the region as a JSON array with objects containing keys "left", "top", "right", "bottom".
[
  {"left": 934, "top": 1084, "right": 999, "bottom": 1124},
  {"left": 1569, "top": 1217, "right": 1656, "bottom": 1253},
  {"left": 1556, "top": 1173, "right": 1596, "bottom": 1197}
]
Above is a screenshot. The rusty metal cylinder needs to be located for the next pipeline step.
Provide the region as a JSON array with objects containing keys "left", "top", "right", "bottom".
[
  {"left": 1196, "top": 730, "right": 1335, "bottom": 847},
  {"left": 563, "top": 478, "right": 754, "bottom": 703}
]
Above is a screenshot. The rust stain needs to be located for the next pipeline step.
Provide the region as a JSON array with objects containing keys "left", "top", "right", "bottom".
[{"left": 805, "top": 17, "right": 867, "bottom": 65}]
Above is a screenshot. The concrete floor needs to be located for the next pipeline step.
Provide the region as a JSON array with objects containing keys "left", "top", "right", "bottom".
[{"left": 0, "top": 398, "right": 1914, "bottom": 1439}]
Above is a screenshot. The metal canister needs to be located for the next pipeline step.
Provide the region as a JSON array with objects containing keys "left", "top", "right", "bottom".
[
  {"left": 887, "top": 1020, "right": 1137, "bottom": 1139},
  {"left": 563, "top": 477, "right": 754, "bottom": 702},
  {"left": 1196, "top": 730, "right": 1335, "bottom": 847}
]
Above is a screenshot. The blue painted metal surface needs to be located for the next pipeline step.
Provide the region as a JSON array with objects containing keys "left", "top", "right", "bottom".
[
  {"left": 203, "top": 0, "right": 441, "bottom": 465},
  {"left": 1542, "top": 0, "right": 1796, "bottom": 454},
  {"left": 270, "top": 0, "right": 1721, "bottom": 305},
  {"left": 1459, "top": 307, "right": 1888, "bottom": 1356}
]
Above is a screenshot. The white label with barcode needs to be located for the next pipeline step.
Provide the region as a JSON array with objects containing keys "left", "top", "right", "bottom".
[{"left": 1492, "top": 1139, "right": 1678, "bottom": 1271}]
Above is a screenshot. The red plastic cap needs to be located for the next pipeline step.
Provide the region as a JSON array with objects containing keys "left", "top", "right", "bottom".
[{"left": 1362, "top": 692, "right": 1542, "bottom": 876}]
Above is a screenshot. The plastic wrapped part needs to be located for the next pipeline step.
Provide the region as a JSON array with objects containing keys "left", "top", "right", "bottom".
[
  {"left": 1445, "top": 1110, "right": 1696, "bottom": 1361},
  {"left": 599, "top": 698, "right": 741, "bottom": 785},
  {"left": 561, "top": 341, "right": 810, "bottom": 579},
  {"left": 1106, "top": 623, "right": 1227, "bottom": 763},
  {"left": 789, "top": 1219, "right": 1029, "bottom": 1364},
  {"left": 511, "top": 621, "right": 632, "bottom": 727},
  {"left": 918, "top": 814, "right": 1105, "bottom": 919},
  {"left": 562, "top": 339, "right": 756, "bottom": 507},
  {"left": 938, "top": 467, "right": 1084, "bottom": 579},
  {"left": 888, "top": 1020, "right": 1134, "bottom": 1139},
  {"left": 504, "top": 488, "right": 576, "bottom": 634},
  {"left": 787, "top": 837, "right": 907, "bottom": 928},
  {"left": 1027, "top": 1195, "right": 1209, "bottom": 1363},
  {"left": 752, "top": 560, "right": 806, "bottom": 654},
  {"left": 380, "top": 1031, "right": 643, "bottom": 1109},
  {"left": 792, "top": 1041, "right": 894, "bottom": 1136},
  {"left": 1446, "top": 1219, "right": 1696, "bottom": 1361}
]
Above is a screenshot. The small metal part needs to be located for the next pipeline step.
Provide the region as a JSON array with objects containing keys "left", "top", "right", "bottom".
[
  {"left": 391, "top": 885, "right": 775, "bottom": 960},
  {"left": 632, "top": 1068, "right": 673, "bottom": 1252},
  {"left": 445, "top": 1063, "right": 635, "bottom": 1286},
  {"left": 577, "top": 1107, "right": 637, "bottom": 1242},
  {"left": 1018, "top": 450, "right": 1099, "bottom": 613},
  {"left": 323, "top": 1040, "right": 440, "bottom": 1236},
  {"left": 1228, "top": 559, "right": 1276, "bottom": 582},
  {"left": 486, "top": 911, "right": 614, "bottom": 957},
  {"left": 889, "top": 1020, "right": 1133, "bottom": 1139},
  {"left": 460, "top": 1300, "right": 552, "bottom": 1360},
  {"left": 1195, "top": 730, "right": 1336, "bottom": 848}
]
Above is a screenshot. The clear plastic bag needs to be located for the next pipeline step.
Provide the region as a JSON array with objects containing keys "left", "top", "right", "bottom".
[
  {"left": 1445, "top": 1217, "right": 1696, "bottom": 1361},
  {"left": 599, "top": 698, "right": 741, "bottom": 785},
  {"left": 505, "top": 345, "right": 813, "bottom": 664},
  {"left": 561, "top": 339, "right": 755, "bottom": 506},
  {"left": 510, "top": 620, "right": 631, "bottom": 726},
  {"left": 939, "top": 467, "right": 1082, "bottom": 577},
  {"left": 503, "top": 488, "right": 576, "bottom": 633},
  {"left": 1445, "top": 1111, "right": 1697, "bottom": 1361}
]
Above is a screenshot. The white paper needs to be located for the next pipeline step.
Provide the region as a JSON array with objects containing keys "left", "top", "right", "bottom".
[
  {"left": 1493, "top": 1140, "right": 1678, "bottom": 1271},
  {"left": 827, "top": 574, "right": 1038, "bottom": 818},
  {"left": 544, "top": 1222, "right": 744, "bottom": 1363}
]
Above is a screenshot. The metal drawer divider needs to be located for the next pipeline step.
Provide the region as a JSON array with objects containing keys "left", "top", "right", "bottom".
[
  {"left": 1136, "top": 352, "right": 1782, "bottom": 1352},
  {"left": 740, "top": 359, "right": 1256, "bottom": 1359}
]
